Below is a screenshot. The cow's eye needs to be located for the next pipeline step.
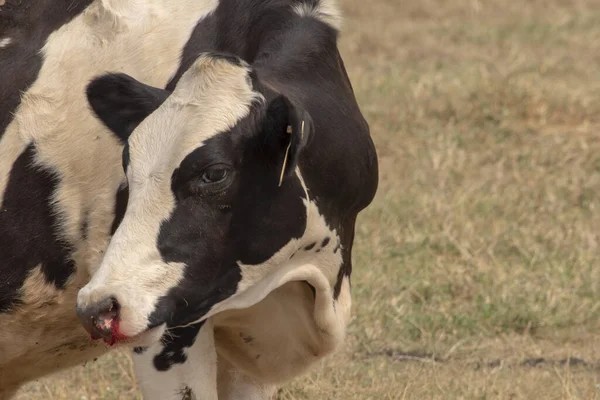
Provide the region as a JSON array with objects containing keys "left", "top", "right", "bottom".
[{"left": 201, "top": 166, "right": 229, "bottom": 184}]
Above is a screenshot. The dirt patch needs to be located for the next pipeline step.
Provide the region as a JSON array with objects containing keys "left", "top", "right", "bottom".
[
  {"left": 372, "top": 348, "right": 600, "bottom": 372},
  {"left": 367, "top": 349, "right": 442, "bottom": 363}
]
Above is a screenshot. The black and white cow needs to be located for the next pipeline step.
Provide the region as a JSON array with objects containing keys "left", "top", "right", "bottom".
[
  {"left": 0, "top": 0, "right": 377, "bottom": 398},
  {"left": 77, "top": 0, "right": 378, "bottom": 398},
  {"left": 0, "top": 0, "right": 233, "bottom": 397}
]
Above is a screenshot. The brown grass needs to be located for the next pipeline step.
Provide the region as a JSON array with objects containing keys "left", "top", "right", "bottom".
[{"left": 17, "top": 0, "right": 600, "bottom": 398}]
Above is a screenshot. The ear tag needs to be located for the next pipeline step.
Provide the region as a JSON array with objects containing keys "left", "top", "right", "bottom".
[{"left": 278, "top": 125, "right": 294, "bottom": 187}]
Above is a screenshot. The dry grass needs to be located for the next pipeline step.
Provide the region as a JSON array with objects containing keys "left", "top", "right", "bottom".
[{"left": 17, "top": 0, "right": 600, "bottom": 398}]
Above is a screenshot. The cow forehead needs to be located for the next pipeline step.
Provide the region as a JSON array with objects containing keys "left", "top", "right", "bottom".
[{"left": 127, "top": 55, "right": 263, "bottom": 179}]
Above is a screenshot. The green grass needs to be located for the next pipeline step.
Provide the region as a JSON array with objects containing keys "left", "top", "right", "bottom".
[{"left": 18, "top": 0, "right": 600, "bottom": 398}]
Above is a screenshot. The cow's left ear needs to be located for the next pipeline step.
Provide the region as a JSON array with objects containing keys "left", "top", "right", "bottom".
[
  {"left": 87, "top": 73, "right": 170, "bottom": 143},
  {"left": 263, "top": 95, "right": 314, "bottom": 186}
]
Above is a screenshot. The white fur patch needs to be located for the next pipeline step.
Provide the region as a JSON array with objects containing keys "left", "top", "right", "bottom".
[
  {"left": 217, "top": 355, "right": 277, "bottom": 399},
  {"left": 133, "top": 320, "right": 218, "bottom": 400},
  {"left": 0, "top": 37, "right": 12, "bottom": 48},
  {"left": 293, "top": 0, "right": 342, "bottom": 30}
]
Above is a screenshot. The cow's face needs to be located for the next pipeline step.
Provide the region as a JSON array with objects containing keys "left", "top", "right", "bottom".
[{"left": 76, "top": 54, "right": 314, "bottom": 346}]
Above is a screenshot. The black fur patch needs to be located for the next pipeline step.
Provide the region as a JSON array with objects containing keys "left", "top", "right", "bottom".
[
  {"left": 153, "top": 323, "right": 203, "bottom": 372},
  {"left": 180, "top": 386, "right": 194, "bottom": 400},
  {"left": 86, "top": 73, "right": 169, "bottom": 143},
  {"left": 165, "top": 0, "right": 309, "bottom": 90},
  {"left": 0, "top": 144, "right": 75, "bottom": 312},
  {"left": 148, "top": 122, "right": 308, "bottom": 327},
  {"left": 110, "top": 183, "right": 129, "bottom": 235},
  {"left": 122, "top": 142, "right": 130, "bottom": 172},
  {"left": 80, "top": 209, "right": 90, "bottom": 240}
]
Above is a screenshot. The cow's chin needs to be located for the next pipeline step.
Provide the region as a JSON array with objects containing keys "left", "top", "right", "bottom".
[{"left": 112, "top": 323, "right": 167, "bottom": 348}]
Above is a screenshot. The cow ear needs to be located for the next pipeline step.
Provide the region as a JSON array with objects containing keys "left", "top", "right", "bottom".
[
  {"left": 86, "top": 73, "right": 169, "bottom": 143},
  {"left": 263, "top": 95, "right": 313, "bottom": 187}
]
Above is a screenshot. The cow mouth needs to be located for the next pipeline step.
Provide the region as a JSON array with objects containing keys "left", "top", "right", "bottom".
[
  {"left": 88, "top": 307, "right": 128, "bottom": 346},
  {"left": 89, "top": 312, "right": 165, "bottom": 348}
]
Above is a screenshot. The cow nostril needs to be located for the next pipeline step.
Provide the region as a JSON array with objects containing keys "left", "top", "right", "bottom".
[
  {"left": 77, "top": 296, "right": 121, "bottom": 341},
  {"left": 96, "top": 297, "right": 120, "bottom": 330}
]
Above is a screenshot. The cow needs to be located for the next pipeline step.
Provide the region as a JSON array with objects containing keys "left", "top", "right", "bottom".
[
  {"left": 0, "top": 0, "right": 229, "bottom": 397},
  {"left": 76, "top": 0, "right": 378, "bottom": 398},
  {"left": 0, "top": 0, "right": 377, "bottom": 399}
]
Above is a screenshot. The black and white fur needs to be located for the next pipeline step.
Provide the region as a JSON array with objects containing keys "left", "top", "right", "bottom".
[
  {"left": 0, "top": 0, "right": 377, "bottom": 398},
  {"left": 0, "top": 0, "right": 223, "bottom": 396},
  {"left": 78, "top": 0, "right": 378, "bottom": 398}
]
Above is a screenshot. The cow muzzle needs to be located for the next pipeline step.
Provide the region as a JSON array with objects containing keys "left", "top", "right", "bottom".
[{"left": 76, "top": 296, "right": 126, "bottom": 346}]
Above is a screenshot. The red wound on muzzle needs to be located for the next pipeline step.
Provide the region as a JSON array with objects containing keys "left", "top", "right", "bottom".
[{"left": 77, "top": 297, "right": 129, "bottom": 346}]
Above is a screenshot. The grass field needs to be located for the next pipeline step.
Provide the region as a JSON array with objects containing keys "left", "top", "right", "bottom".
[{"left": 17, "top": 0, "right": 600, "bottom": 398}]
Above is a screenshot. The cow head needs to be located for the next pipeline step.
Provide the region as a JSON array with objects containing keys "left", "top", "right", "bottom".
[{"left": 75, "top": 53, "right": 330, "bottom": 346}]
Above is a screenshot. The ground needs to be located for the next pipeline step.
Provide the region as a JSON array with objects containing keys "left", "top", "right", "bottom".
[{"left": 16, "top": 0, "right": 600, "bottom": 398}]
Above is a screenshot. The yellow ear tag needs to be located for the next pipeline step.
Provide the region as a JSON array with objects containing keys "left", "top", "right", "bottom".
[{"left": 278, "top": 125, "right": 294, "bottom": 187}]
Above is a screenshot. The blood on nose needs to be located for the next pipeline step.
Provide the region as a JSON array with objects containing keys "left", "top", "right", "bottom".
[{"left": 76, "top": 296, "right": 122, "bottom": 345}]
